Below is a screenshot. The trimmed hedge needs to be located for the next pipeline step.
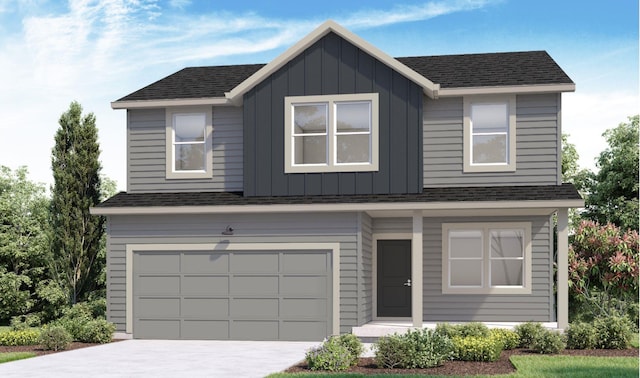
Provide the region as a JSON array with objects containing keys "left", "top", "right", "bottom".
[
  {"left": 489, "top": 328, "right": 520, "bottom": 350},
  {"left": 530, "top": 329, "right": 565, "bottom": 354},
  {"left": 374, "top": 329, "right": 454, "bottom": 369},
  {"left": 453, "top": 336, "right": 503, "bottom": 362},
  {"left": 566, "top": 322, "right": 597, "bottom": 349},
  {"left": 514, "top": 321, "right": 545, "bottom": 348},
  {"left": 0, "top": 329, "right": 40, "bottom": 346}
]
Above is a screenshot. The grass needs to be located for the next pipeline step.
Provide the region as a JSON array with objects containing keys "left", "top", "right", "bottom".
[
  {"left": 0, "top": 352, "right": 37, "bottom": 364},
  {"left": 266, "top": 356, "right": 639, "bottom": 378}
]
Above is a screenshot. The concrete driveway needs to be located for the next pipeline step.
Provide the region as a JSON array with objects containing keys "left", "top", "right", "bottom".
[{"left": 0, "top": 340, "right": 319, "bottom": 378}]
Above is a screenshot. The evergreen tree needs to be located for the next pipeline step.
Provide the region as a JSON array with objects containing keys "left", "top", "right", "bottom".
[{"left": 50, "top": 101, "right": 104, "bottom": 304}]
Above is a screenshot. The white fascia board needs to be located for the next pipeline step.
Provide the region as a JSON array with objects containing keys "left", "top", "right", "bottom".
[
  {"left": 438, "top": 83, "right": 576, "bottom": 97},
  {"left": 90, "top": 199, "right": 584, "bottom": 215},
  {"left": 225, "top": 20, "right": 439, "bottom": 105},
  {"left": 111, "top": 97, "right": 231, "bottom": 109}
]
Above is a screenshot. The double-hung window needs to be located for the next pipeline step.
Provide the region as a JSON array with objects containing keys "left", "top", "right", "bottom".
[
  {"left": 442, "top": 222, "right": 531, "bottom": 294},
  {"left": 463, "top": 95, "right": 516, "bottom": 172},
  {"left": 165, "top": 107, "right": 212, "bottom": 179},
  {"left": 284, "top": 93, "right": 379, "bottom": 173}
]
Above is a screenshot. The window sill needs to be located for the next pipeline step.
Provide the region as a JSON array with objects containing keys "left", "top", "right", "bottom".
[{"left": 442, "top": 287, "right": 531, "bottom": 295}]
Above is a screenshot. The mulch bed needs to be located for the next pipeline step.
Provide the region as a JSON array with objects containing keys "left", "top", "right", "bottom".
[
  {"left": 285, "top": 348, "right": 639, "bottom": 376},
  {"left": 0, "top": 339, "right": 125, "bottom": 357}
]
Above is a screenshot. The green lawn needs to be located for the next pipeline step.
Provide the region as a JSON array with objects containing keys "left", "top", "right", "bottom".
[
  {"left": 267, "top": 355, "right": 639, "bottom": 378},
  {"left": 0, "top": 352, "right": 37, "bottom": 364}
]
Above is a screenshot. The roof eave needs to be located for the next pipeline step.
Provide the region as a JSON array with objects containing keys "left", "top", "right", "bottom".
[
  {"left": 91, "top": 198, "right": 584, "bottom": 216},
  {"left": 438, "top": 83, "right": 575, "bottom": 97},
  {"left": 225, "top": 20, "right": 440, "bottom": 105},
  {"left": 111, "top": 97, "right": 232, "bottom": 109}
]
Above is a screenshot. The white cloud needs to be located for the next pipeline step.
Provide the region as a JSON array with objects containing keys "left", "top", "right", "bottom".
[
  {"left": 339, "top": 0, "right": 498, "bottom": 29},
  {"left": 562, "top": 91, "right": 639, "bottom": 172}
]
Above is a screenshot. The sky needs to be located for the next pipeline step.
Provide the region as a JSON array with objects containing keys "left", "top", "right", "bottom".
[{"left": 0, "top": 0, "right": 637, "bottom": 192}]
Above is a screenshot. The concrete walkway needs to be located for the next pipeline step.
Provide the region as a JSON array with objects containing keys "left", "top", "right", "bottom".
[{"left": 0, "top": 340, "right": 319, "bottom": 378}]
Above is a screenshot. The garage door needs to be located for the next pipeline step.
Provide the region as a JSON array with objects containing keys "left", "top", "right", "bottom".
[{"left": 132, "top": 249, "right": 332, "bottom": 341}]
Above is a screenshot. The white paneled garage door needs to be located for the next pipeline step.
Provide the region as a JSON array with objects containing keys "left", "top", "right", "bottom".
[{"left": 132, "top": 249, "right": 332, "bottom": 341}]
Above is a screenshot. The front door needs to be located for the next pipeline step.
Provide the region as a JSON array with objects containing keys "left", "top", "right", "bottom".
[{"left": 377, "top": 240, "right": 412, "bottom": 317}]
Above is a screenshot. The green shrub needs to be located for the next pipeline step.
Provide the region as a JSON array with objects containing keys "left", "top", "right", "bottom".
[
  {"left": 0, "top": 329, "right": 40, "bottom": 346},
  {"left": 453, "top": 336, "right": 503, "bottom": 362},
  {"left": 565, "top": 322, "right": 597, "bottom": 349},
  {"left": 489, "top": 328, "right": 520, "bottom": 350},
  {"left": 373, "top": 334, "right": 408, "bottom": 369},
  {"left": 530, "top": 329, "right": 565, "bottom": 354},
  {"left": 76, "top": 319, "right": 115, "bottom": 344},
  {"left": 435, "top": 323, "right": 460, "bottom": 338},
  {"left": 593, "top": 315, "right": 633, "bottom": 349},
  {"left": 305, "top": 338, "right": 352, "bottom": 371},
  {"left": 374, "top": 329, "right": 454, "bottom": 369},
  {"left": 39, "top": 326, "right": 72, "bottom": 351},
  {"left": 514, "top": 322, "right": 544, "bottom": 348},
  {"left": 330, "top": 334, "right": 363, "bottom": 366},
  {"left": 458, "top": 322, "right": 490, "bottom": 338},
  {"left": 10, "top": 314, "right": 42, "bottom": 331}
]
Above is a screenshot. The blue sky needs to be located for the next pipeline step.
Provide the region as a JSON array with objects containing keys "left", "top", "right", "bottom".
[{"left": 0, "top": 0, "right": 637, "bottom": 191}]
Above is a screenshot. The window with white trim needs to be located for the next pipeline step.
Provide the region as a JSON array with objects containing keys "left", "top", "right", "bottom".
[
  {"left": 463, "top": 95, "right": 516, "bottom": 172},
  {"left": 284, "top": 93, "right": 379, "bottom": 173},
  {"left": 442, "top": 222, "right": 531, "bottom": 294},
  {"left": 165, "top": 107, "right": 212, "bottom": 179}
]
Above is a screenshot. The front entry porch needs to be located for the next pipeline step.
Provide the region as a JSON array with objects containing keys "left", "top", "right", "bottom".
[{"left": 352, "top": 320, "right": 560, "bottom": 339}]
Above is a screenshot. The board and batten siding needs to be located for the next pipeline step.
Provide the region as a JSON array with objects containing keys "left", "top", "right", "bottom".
[
  {"left": 243, "top": 31, "right": 422, "bottom": 197},
  {"left": 127, "top": 106, "right": 243, "bottom": 193},
  {"left": 423, "top": 93, "right": 561, "bottom": 187},
  {"left": 106, "top": 212, "right": 361, "bottom": 334}
]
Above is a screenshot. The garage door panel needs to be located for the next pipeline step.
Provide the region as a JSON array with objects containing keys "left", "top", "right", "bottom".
[
  {"left": 281, "top": 276, "right": 327, "bottom": 296},
  {"left": 136, "top": 320, "right": 180, "bottom": 339},
  {"left": 182, "top": 320, "right": 229, "bottom": 339},
  {"left": 182, "top": 275, "right": 228, "bottom": 295},
  {"left": 281, "top": 298, "right": 327, "bottom": 317},
  {"left": 231, "top": 252, "right": 278, "bottom": 273},
  {"left": 231, "top": 321, "right": 279, "bottom": 340},
  {"left": 135, "top": 252, "right": 180, "bottom": 273},
  {"left": 137, "top": 297, "right": 180, "bottom": 317},
  {"left": 133, "top": 249, "right": 331, "bottom": 341},
  {"left": 281, "top": 321, "right": 328, "bottom": 341},
  {"left": 231, "top": 298, "right": 278, "bottom": 317},
  {"left": 136, "top": 275, "right": 180, "bottom": 295},
  {"left": 282, "top": 252, "right": 328, "bottom": 273},
  {"left": 231, "top": 276, "right": 279, "bottom": 294},
  {"left": 182, "top": 298, "right": 228, "bottom": 317},
  {"left": 182, "top": 252, "right": 228, "bottom": 273}
]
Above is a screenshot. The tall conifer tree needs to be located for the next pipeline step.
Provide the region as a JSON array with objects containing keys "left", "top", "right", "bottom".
[{"left": 50, "top": 101, "right": 104, "bottom": 304}]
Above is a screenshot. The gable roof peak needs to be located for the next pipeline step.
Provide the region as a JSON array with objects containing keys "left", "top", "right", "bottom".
[{"left": 224, "top": 20, "right": 440, "bottom": 104}]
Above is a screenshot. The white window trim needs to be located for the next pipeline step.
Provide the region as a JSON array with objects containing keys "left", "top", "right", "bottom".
[
  {"left": 442, "top": 222, "right": 532, "bottom": 295},
  {"left": 165, "top": 106, "right": 213, "bottom": 179},
  {"left": 463, "top": 95, "right": 516, "bottom": 173},
  {"left": 284, "top": 93, "right": 379, "bottom": 173}
]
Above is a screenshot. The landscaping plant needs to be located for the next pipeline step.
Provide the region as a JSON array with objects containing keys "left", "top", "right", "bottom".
[
  {"left": 530, "top": 329, "right": 565, "bottom": 354},
  {"left": 452, "top": 335, "right": 503, "bottom": 362},
  {"left": 565, "top": 322, "right": 597, "bottom": 349},
  {"left": 514, "top": 321, "right": 544, "bottom": 348},
  {"left": 593, "top": 315, "right": 633, "bottom": 349},
  {"left": 0, "top": 329, "right": 40, "bottom": 346},
  {"left": 374, "top": 329, "right": 454, "bottom": 369},
  {"left": 305, "top": 337, "right": 352, "bottom": 372},
  {"left": 38, "top": 326, "right": 72, "bottom": 351},
  {"left": 489, "top": 328, "right": 520, "bottom": 350}
]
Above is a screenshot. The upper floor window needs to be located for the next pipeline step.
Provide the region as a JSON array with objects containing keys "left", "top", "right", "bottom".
[
  {"left": 165, "top": 107, "right": 212, "bottom": 179},
  {"left": 284, "top": 93, "right": 379, "bottom": 173},
  {"left": 442, "top": 222, "right": 532, "bottom": 295},
  {"left": 463, "top": 95, "right": 516, "bottom": 172}
]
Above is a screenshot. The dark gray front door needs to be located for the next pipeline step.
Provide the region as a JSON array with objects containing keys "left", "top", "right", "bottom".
[{"left": 377, "top": 240, "right": 412, "bottom": 317}]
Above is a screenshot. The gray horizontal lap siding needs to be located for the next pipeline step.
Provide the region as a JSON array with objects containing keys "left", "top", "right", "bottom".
[
  {"left": 127, "top": 107, "right": 243, "bottom": 193},
  {"left": 423, "top": 215, "right": 553, "bottom": 322},
  {"left": 243, "top": 31, "right": 422, "bottom": 197},
  {"left": 423, "top": 93, "right": 560, "bottom": 187},
  {"left": 372, "top": 216, "right": 553, "bottom": 322},
  {"left": 358, "top": 213, "right": 373, "bottom": 325},
  {"left": 106, "top": 213, "right": 360, "bottom": 334}
]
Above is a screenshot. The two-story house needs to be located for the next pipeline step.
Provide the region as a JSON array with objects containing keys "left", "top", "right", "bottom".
[{"left": 92, "top": 20, "right": 583, "bottom": 341}]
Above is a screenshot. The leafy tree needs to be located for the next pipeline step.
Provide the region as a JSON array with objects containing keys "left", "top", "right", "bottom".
[
  {"left": 581, "top": 116, "right": 639, "bottom": 231},
  {"left": 561, "top": 133, "right": 580, "bottom": 182},
  {"left": 0, "top": 166, "right": 50, "bottom": 323},
  {"left": 50, "top": 102, "right": 104, "bottom": 304},
  {"left": 568, "top": 220, "right": 638, "bottom": 322}
]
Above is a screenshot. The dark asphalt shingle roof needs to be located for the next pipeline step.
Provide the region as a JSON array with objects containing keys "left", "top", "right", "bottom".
[
  {"left": 96, "top": 184, "right": 581, "bottom": 208},
  {"left": 116, "top": 51, "right": 573, "bottom": 102}
]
